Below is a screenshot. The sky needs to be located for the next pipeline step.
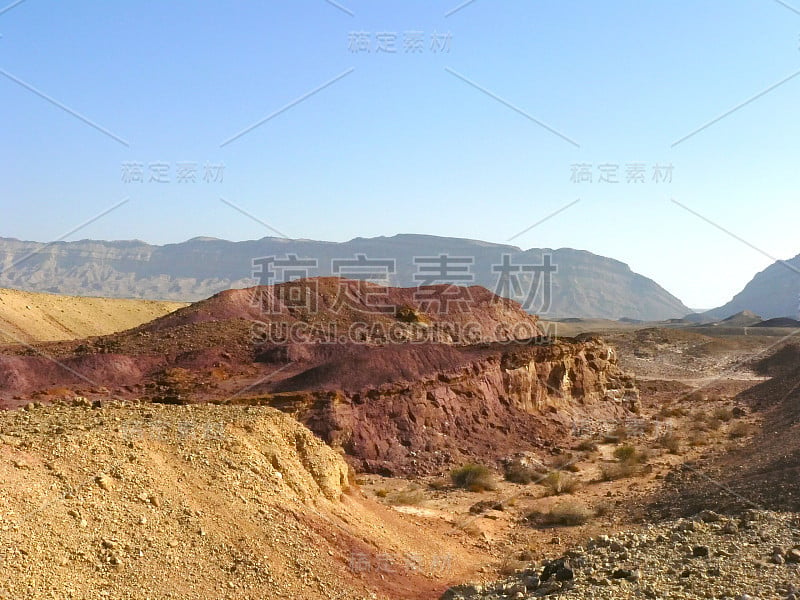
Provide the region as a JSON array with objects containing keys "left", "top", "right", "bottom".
[{"left": 1, "top": 0, "right": 799, "bottom": 309}]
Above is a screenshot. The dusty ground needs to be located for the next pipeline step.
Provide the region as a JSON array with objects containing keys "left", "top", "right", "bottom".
[
  {"left": 357, "top": 328, "right": 800, "bottom": 597},
  {"left": 0, "top": 401, "right": 490, "bottom": 600},
  {"left": 0, "top": 288, "right": 185, "bottom": 344}
]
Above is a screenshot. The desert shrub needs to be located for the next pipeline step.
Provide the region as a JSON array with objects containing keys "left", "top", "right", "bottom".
[
  {"left": 454, "top": 515, "right": 482, "bottom": 537},
  {"left": 600, "top": 445, "right": 650, "bottom": 481},
  {"left": 729, "top": 422, "right": 756, "bottom": 439},
  {"left": 609, "top": 424, "right": 631, "bottom": 441},
  {"left": 428, "top": 478, "right": 449, "bottom": 491},
  {"left": 600, "top": 461, "right": 638, "bottom": 481},
  {"left": 386, "top": 487, "right": 425, "bottom": 506},
  {"left": 375, "top": 488, "right": 388, "bottom": 498},
  {"left": 550, "top": 454, "right": 580, "bottom": 472},
  {"left": 531, "top": 502, "right": 595, "bottom": 526},
  {"left": 613, "top": 445, "right": 637, "bottom": 462},
  {"left": 576, "top": 439, "right": 598, "bottom": 452},
  {"left": 659, "top": 405, "right": 689, "bottom": 418},
  {"left": 690, "top": 410, "right": 722, "bottom": 432},
  {"left": 613, "top": 445, "right": 649, "bottom": 466},
  {"left": 687, "top": 432, "right": 707, "bottom": 447},
  {"left": 657, "top": 432, "right": 682, "bottom": 454},
  {"left": 540, "top": 471, "right": 580, "bottom": 495},
  {"left": 593, "top": 501, "right": 613, "bottom": 518},
  {"left": 498, "top": 555, "right": 528, "bottom": 576},
  {"left": 504, "top": 463, "right": 542, "bottom": 485},
  {"left": 713, "top": 407, "right": 734, "bottom": 422},
  {"left": 451, "top": 464, "right": 497, "bottom": 492}
]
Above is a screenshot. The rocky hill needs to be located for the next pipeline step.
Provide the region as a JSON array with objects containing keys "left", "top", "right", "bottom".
[
  {"left": 246, "top": 337, "right": 638, "bottom": 476},
  {"left": 707, "top": 253, "right": 800, "bottom": 320},
  {"left": 0, "top": 279, "right": 636, "bottom": 475},
  {"left": 0, "top": 234, "right": 689, "bottom": 320}
]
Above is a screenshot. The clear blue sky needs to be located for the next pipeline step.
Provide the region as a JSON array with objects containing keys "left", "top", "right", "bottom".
[{"left": 1, "top": 0, "right": 798, "bottom": 308}]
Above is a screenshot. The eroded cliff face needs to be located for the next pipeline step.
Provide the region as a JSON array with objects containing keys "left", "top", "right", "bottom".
[{"left": 246, "top": 338, "right": 638, "bottom": 476}]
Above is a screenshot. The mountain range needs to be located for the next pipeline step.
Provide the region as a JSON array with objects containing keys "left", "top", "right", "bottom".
[
  {"left": 706, "top": 253, "right": 800, "bottom": 320},
  {"left": 0, "top": 234, "right": 690, "bottom": 321}
]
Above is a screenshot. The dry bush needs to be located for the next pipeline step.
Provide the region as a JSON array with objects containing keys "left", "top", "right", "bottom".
[
  {"left": 428, "top": 477, "right": 449, "bottom": 491},
  {"left": 504, "top": 463, "right": 544, "bottom": 485},
  {"left": 551, "top": 454, "right": 580, "bottom": 473},
  {"left": 386, "top": 487, "right": 425, "bottom": 506},
  {"left": 375, "top": 488, "right": 388, "bottom": 498},
  {"left": 600, "top": 461, "right": 638, "bottom": 481},
  {"left": 451, "top": 464, "right": 497, "bottom": 492},
  {"left": 659, "top": 405, "right": 689, "bottom": 418},
  {"left": 454, "top": 515, "right": 482, "bottom": 537},
  {"left": 498, "top": 553, "right": 529, "bottom": 576},
  {"left": 713, "top": 407, "right": 734, "bottom": 422},
  {"left": 690, "top": 411, "right": 722, "bottom": 432},
  {"left": 531, "top": 501, "right": 595, "bottom": 526},
  {"left": 605, "top": 424, "right": 631, "bottom": 442},
  {"left": 657, "top": 431, "right": 682, "bottom": 454},
  {"left": 593, "top": 501, "right": 613, "bottom": 518},
  {"left": 613, "top": 445, "right": 637, "bottom": 462},
  {"left": 729, "top": 421, "right": 757, "bottom": 439},
  {"left": 687, "top": 432, "right": 707, "bottom": 447},
  {"left": 540, "top": 471, "right": 580, "bottom": 495},
  {"left": 575, "top": 439, "right": 598, "bottom": 452}
]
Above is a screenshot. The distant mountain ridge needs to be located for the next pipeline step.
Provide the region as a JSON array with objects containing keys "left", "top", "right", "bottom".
[
  {"left": 0, "top": 234, "right": 690, "bottom": 320},
  {"left": 707, "top": 253, "right": 800, "bottom": 320}
]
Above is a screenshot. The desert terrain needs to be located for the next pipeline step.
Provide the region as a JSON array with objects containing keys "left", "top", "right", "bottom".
[
  {"left": 0, "top": 288, "right": 186, "bottom": 345},
  {"left": 1, "top": 279, "right": 799, "bottom": 599}
]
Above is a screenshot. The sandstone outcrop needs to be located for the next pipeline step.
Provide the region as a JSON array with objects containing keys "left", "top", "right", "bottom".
[{"left": 239, "top": 337, "right": 638, "bottom": 475}]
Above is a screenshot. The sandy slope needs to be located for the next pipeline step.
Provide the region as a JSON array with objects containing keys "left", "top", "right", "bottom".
[
  {"left": 0, "top": 288, "right": 186, "bottom": 344},
  {"left": 0, "top": 401, "right": 485, "bottom": 600}
]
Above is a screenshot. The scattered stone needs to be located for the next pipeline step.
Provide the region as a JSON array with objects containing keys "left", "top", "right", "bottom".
[
  {"left": 446, "top": 511, "right": 800, "bottom": 599},
  {"left": 95, "top": 474, "right": 114, "bottom": 491},
  {"left": 610, "top": 568, "right": 632, "bottom": 579}
]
